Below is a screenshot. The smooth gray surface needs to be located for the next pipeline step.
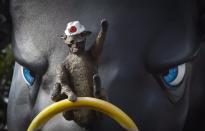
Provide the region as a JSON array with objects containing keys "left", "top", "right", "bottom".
[{"left": 7, "top": 0, "right": 202, "bottom": 130}]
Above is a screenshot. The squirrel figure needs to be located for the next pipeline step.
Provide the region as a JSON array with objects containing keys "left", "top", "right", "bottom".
[{"left": 51, "top": 19, "right": 108, "bottom": 128}]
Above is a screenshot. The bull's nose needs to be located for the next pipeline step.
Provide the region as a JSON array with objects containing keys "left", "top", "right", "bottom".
[
  {"left": 63, "top": 109, "right": 98, "bottom": 129},
  {"left": 41, "top": 114, "right": 86, "bottom": 131}
]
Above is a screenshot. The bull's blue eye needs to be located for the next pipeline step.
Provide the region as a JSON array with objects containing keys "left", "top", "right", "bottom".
[
  {"left": 22, "top": 67, "right": 35, "bottom": 86},
  {"left": 163, "top": 64, "right": 186, "bottom": 86}
]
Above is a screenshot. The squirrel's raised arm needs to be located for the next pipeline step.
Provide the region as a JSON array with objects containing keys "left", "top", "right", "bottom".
[{"left": 88, "top": 19, "right": 108, "bottom": 64}]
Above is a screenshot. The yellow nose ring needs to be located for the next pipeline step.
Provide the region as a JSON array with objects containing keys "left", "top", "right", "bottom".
[{"left": 27, "top": 97, "right": 139, "bottom": 131}]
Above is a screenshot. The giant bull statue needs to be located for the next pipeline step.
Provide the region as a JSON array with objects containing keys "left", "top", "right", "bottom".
[{"left": 1, "top": 0, "right": 205, "bottom": 130}]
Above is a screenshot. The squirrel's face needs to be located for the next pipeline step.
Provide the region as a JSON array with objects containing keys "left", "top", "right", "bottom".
[
  {"left": 65, "top": 34, "right": 86, "bottom": 54},
  {"left": 63, "top": 31, "right": 91, "bottom": 54}
]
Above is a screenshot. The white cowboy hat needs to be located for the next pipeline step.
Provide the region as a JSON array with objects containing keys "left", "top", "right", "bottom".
[{"left": 64, "top": 21, "right": 85, "bottom": 36}]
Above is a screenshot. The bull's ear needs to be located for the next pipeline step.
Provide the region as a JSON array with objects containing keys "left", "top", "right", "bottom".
[{"left": 81, "top": 31, "right": 92, "bottom": 37}]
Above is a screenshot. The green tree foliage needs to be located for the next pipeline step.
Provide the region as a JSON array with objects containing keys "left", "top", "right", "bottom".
[
  {"left": 0, "top": 0, "right": 12, "bottom": 130},
  {"left": 0, "top": 44, "right": 14, "bottom": 88},
  {"left": 0, "top": 44, "right": 14, "bottom": 130}
]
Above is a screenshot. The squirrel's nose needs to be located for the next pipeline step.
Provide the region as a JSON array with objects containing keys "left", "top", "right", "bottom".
[{"left": 70, "top": 40, "right": 75, "bottom": 44}]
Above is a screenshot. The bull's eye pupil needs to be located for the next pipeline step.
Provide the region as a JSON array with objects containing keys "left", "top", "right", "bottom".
[
  {"left": 163, "top": 68, "right": 178, "bottom": 83},
  {"left": 162, "top": 70, "right": 169, "bottom": 76},
  {"left": 22, "top": 67, "right": 35, "bottom": 86},
  {"left": 162, "top": 64, "right": 186, "bottom": 87}
]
